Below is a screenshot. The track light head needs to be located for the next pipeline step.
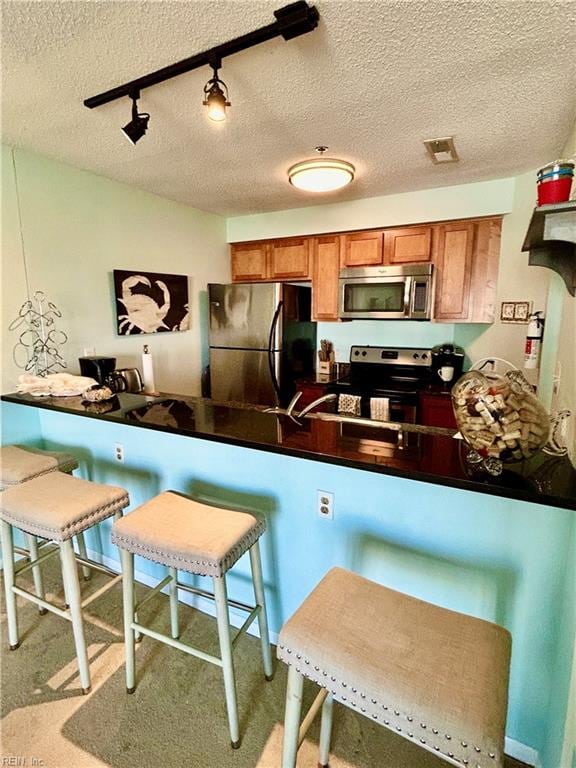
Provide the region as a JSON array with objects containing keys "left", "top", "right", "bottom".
[
  {"left": 203, "top": 63, "right": 230, "bottom": 122},
  {"left": 122, "top": 93, "right": 150, "bottom": 144}
]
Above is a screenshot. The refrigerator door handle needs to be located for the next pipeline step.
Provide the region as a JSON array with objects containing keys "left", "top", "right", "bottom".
[{"left": 268, "top": 300, "right": 283, "bottom": 403}]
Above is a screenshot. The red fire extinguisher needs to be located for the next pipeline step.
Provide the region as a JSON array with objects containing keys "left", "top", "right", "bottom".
[{"left": 525, "top": 311, "right": 544, "bottom": 369}]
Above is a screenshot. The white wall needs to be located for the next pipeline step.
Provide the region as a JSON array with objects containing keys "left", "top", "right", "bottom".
[{"left": 1, "top": 146, "right": 229, "bottom": 395}]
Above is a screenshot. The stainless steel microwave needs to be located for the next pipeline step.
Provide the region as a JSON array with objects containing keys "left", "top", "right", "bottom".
[{"left": 339, "top": 264, "right": 433, "bottom": 320}]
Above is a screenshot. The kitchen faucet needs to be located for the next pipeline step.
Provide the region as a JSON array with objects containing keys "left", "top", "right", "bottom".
[
  {"left": 297, "top": 393, "right": 337, "bottom": 418},
  {"left": 263, "top": 391, "right": 303, "bottom": 422}
]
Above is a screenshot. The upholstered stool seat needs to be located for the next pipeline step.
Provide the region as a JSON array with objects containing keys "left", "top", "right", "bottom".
[
  {"left": 279, "top": 567, "right": 511, "bottom": 768},
  {"left": 111, "top": 491, "right": 273, "bottom": 749},
  {"left": 0, "top": 445, "right": 78, "bottom": 488},
  {"left": 111, "top": 491, "right": 266, "bottom": 577},
  {"left": 1, "top": 472, "right": 130, "bottom": 693}
]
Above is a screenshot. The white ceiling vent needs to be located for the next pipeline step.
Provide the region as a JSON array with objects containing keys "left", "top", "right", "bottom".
[{"left": 424, "top": 137, "right": 459, "bottom": 164}]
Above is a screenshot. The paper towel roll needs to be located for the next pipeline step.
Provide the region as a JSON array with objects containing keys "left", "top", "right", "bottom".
[{"left": 142, "top": 345, "right": 156, "bottom": 394}]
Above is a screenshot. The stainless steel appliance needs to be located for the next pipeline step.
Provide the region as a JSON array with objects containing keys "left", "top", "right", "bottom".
[
  {"left": 339, "top": 264, "right": 433, "bottom": 320},
  {"left": 114, "top": 367, "right": 143, "bottom": 393},
  {"left": 208, "top": 282, "right": 316, "bottom": 406},
  {"left": 328, "top": 345, "right": 433, "bottom": 423}
]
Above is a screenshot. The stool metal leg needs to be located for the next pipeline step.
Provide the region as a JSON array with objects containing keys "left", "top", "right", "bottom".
[
  {"left": 249, "top": 541, "right": 273, "bottom": 680},
  {"left": 60, "top": 539, "right": 91, "bottom": 693},
  {"left": 168, "top": 566, "right": 179, "bottom": 640},
  {"left": 318, "top": 692, "right": 334, "bottom": 768},
  {"left": 214, "top": 575, "right": 240, "bottom": 749},
  {"left": 120, "top": 549, "right": 136, "bottom": 693},
  {"left": 75, "top": 532, "right": 92, "bottom": 581},
  {"left": 1, "top": 520, "right": 20, "bottom": 650},
  {"left": 282, "top": 664, "right": 304, "bottom": 768},
  {"left": 26, "top": 533, "right": 47, "bottom": 615}
]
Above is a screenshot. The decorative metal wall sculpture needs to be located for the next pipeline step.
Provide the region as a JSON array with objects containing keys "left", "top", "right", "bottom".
[
  {"left": 9, "top": 291, "right": 68, "bottom": 376},
  {"left": 113, "top": 270, "right": 190, "bottom": 335}
]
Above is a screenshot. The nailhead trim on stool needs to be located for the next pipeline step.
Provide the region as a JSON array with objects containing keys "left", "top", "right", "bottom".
[
  {"left": 111, "top": 491, "right": 266, "bottom": 576},
  {"left": 0, "top": 472, "right": 129, "bottom": 540},
  {"left": 278, "top": 567, "right": 511, "bottom": 768},
  {"left": 0, "top": 445, "right": 78, "bottom": 489}
]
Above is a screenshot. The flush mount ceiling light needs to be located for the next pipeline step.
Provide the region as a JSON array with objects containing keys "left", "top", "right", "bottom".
[
  {"left": 84, "top": 2, "right": 319, "bottom": 141},
  {"left": 424, "top": 136, "right": 459, "bottom": 164},
  {"left": 288, "top": 146, "right": 355, "bottom": 192},
  {"left": 121, "top": 92, "right": 150, "bottom": 145},
  {"left": 203, "top": 60, "right": 231, "bottom": 122}
]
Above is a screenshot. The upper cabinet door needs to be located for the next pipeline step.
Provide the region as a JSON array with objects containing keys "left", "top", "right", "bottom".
[
  {"left": 312, "top": 236, "right": 341, "bottom": 321},
  {"left": 383, "top": 226, "right": 433, "bottom": 264},
  {"left": 231, "top": 242, "right": 269, "bottom": 281},
  {"left": 433, "top": 222, "right": 475, "bottom": 320},
  {"left": 342, "top": 231, "right": 384, "bottom": 266},
  {"left": 269, "top": 238, "right": 310, "bottom": 280}
]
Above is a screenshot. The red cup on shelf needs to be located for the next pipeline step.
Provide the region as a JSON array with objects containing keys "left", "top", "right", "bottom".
[{"left": 537, "top": 160, "right": 574, "bottom": 206}]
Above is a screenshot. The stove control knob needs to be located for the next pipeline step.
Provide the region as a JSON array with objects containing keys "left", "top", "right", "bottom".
[
  {"left": 361, "top": 350, "right": 367, "bottom": 357},
  {"left": 354, "top": 350, "right": 360, "bottom": 357},
  {"left": 413, "top": 353, "right": 419, "bottom": 359},
  {"left": 421, "top": 352, "right": 428, "bottom": 360}
]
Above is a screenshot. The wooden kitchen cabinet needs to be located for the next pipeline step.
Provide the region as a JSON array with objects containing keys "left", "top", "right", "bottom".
[
  {"left": 230, "top": 216, "right": 502, "bottom": 323},
  {"left": 342, "top": 230, "right": 384, "bottom": 266},
  {"left": 418, "top": 391, "right": 458, "bottom": 430},
  {"left": 269, "top": 238, "right": 310, "bottom": 280},
  {"left": 433, "top": 218, "right": 501, "bottom": 322},
  {"left": 383, "top": 225, "right": 433, "bottom": 264},
  {"left": 230, "top": 241, "right": 268, "bottom": 281},
  {"left": 311, "top": 235, "right": 341, "bottom": 320}
]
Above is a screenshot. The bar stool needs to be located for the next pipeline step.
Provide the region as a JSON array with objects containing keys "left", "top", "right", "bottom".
[
  {"left": 278, "top": 567, "right": 511, "bottom": 768},
  {"left": 0, "top": 471, "right": 130, "bottom": 692},
  {"left": 0, "top": 444, "right": 91, "bottom": 594},
  {"left": 111, "top": 490, "right": 273, "bottom": 748}
]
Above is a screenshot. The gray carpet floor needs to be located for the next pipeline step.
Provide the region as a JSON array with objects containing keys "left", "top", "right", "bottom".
[{"left": 1, "top": 555, "right": 529, "bottom": 768}]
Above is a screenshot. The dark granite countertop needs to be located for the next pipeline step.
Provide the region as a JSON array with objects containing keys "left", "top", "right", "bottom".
[{"left": 3, "top": 391, "right": 575, "bottom": 511}]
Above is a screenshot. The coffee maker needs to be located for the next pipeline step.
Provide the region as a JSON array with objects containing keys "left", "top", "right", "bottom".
[
  {"left": 431, "top": 344, "right": 465, "bottom": 386},
  {"left": 79, "top": 356, "right": 116, "bottom": 384}
]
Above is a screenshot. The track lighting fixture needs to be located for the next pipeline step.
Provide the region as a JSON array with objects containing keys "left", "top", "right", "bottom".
[
  {"left": 84, "top": 2, "right": 320, "bottom": 136},
  {"left": 122, "top": 93, "right": 150, "bottom": 145},
  {"left": 203, "top": 61, "right": 230, "bottom": 122}
]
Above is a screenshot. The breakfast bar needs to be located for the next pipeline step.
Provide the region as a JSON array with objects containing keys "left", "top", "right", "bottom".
[{"left": 2, "top": 392, "right": 575, "bottom": 767}]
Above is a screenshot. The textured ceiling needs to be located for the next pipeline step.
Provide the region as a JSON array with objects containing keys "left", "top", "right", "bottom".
[{"left": 2, "top": 0, "right": 576, "bottom": 216}]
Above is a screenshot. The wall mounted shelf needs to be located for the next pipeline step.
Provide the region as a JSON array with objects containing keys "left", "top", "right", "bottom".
[{"left": 522, "top": 199, "right": 576, "bottom": 296}]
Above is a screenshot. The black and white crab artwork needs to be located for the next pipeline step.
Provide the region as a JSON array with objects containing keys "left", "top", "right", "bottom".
[{"left": 113, "top": 270, "right": 190, "bottom": 335}]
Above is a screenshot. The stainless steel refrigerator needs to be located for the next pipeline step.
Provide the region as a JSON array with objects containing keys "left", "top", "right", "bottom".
[{"left": 208, "top": 282, "right": 316, "bottom": 406}]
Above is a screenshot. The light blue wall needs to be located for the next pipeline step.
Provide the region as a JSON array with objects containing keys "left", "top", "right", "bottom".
[
  {"left": 318, "top": 320, "right": 456, "bottom": 362},
  {"left": 1, "top": 400, "right": 574, "bottom": 767}
]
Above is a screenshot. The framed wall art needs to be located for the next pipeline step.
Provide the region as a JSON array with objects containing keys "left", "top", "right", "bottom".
[
  {"left": 500, "top": 300, "right": 532, "bottom": 324},
  {"left": 113, "top": 270, "right": 190, "bottom": 335}
]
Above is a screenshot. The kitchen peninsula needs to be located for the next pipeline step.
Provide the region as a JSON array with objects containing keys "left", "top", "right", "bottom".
[
  {"left": 3, "top": 391, "right": 575, "bottom": 511},
  {"left": 2, "top": 390, "right": 575, "bottom": 767}
]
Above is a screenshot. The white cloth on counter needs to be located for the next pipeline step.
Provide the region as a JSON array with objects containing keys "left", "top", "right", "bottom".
[
  {"left": 338, "top": 393, "right": 361, "bottom": 416},
  {"left": 17, "top": 373, "right": 97, "bottom": 396},
  {"left": 370, "top": 397, "right": 390, "bottom": 422}
]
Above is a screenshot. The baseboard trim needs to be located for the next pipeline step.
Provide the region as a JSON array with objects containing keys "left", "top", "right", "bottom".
[{"left": 505, "top": 737, "right": 541, "bottom": 767}]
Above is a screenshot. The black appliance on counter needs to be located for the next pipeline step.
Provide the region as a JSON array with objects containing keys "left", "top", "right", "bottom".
[
  {"left": 328, "top": 345, "right": 433, "bottom": 423},
  {"left": 79, "top": 356, "right": 116, "bottom": 384},
  {"left": 431, "top": 343, "right": 465, "bottom": 385}
]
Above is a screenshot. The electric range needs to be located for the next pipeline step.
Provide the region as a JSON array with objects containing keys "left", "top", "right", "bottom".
[{"left": 328, "top": 345, "right": 433, "bottom": 423}]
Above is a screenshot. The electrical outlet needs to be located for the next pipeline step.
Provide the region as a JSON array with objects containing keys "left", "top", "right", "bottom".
[
  {"left": 317, "top": 490, "right": 334, "bottom": 520},
  {"left": 114, "top": 443, "right": 124, "bottom": 463}
]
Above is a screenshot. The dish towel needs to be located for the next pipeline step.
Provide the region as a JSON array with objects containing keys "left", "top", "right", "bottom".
[
  {"left": 370, "top": 397, "right": 390, "bottom": 422},
  {"left": 338, "top": 394, "right": 361, "bottom": 416}
]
